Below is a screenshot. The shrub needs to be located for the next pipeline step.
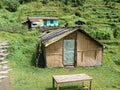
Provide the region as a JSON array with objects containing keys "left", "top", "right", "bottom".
[
  {"left": 62, "top": 6, "right": 74, "bottom": 13},
  {"left": 42, "top": 0, "right": 48, "bottom": 4},
  {"left": 3, "top": 0, "right": 19, "bottom": 12},
  {"left": 89, "top": 30, "right": 114, "bottom": 40},
  {"left": 0, "top": 1, "right": 2, "bottom": 9},
  {"left": 113, "top": 27, "right": 120, "bottom": 39},
  {"left": 75, "top": 10, "right": 81, "bottom": 17},
  {"left": 19, "top": 0, "right": 37, "bottom": 4}
]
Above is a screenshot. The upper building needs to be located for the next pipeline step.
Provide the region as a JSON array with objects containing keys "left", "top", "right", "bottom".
[{"left": 22, "top": 17, "right": 59, "bottom": 29}]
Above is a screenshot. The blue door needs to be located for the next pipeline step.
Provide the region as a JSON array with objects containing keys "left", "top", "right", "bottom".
[{"left": 64, "top": 40, "right": 75, "bottom": 66}]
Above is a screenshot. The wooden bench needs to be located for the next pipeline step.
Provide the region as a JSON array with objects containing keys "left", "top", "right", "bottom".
[{"left": 52, "top": 73, "right": 92, "bottom": 90}]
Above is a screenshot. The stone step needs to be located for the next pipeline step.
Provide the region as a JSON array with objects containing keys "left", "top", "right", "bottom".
[
  {"left": 0, "top": 71, "right": 9, "bottom": 75},
  {"left": 0, "top": 61, "right": 8, "bottom": 65},
  {"left": 0, "top": 50, "right": 7, "bottom": 53},
  {"left": 0, "top": 76, "right": 8, "bottom": 79},
  {"left": 2, "top": 65, "right": 9, "bottom": 71},
  {"left": 0, "top": 41, "right": 8, "bottom": 46},
  {"left": 0, "top": 53, "right": 9, "bottom": 57},
  {"left": 0, "top": 57, "right": 5, "bottom": 61},
  {"left": 0, "top": 46, "right": 9, "bottom": 49}
]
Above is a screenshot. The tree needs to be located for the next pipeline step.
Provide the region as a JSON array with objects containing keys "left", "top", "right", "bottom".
[
  {"left": 3, "top": 0, "right": 19, "bottom": 12},
  {"left": 103, "top": 0, "right": 111, "bottom": 5},
  {"left": 19, "top": 0, "right": 30, "bottom": 4},
  {"left": 64, "top": 0, "right": 68, "bottom": 5},
  {"left": 42, "top": 0, "right": 49, "bottom": 4},
  {"left": 19, "top": 0, "right": 37, "bottom": 4},
  {"left": 103, "top": 0, "right": 119, "bottom": 5},
  {"left": 71, "top": 0, "right": 86, "bottom": 6}
]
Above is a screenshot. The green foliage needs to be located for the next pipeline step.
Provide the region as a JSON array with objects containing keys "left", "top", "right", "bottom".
[
  {"left": 103, "top": 0, "right": 120, "bottom": 5},
  {"left": 72, "top": 0, "right": 86, "bottom": 6},
  {"left": 0, "top": 21, "right": 28, "bottom": 33},
  {"left": 0, "top": 1, "right": 2, "bottom": 9},
  {"left": 107, "top": 53, "right": 120, "bottom": 65},
  {"left": 89, "top": 30, "right": 114, "bottom": 40},
  {"left": 3, "top": 0, "right": 20, "bottom": 12},
  {"left": 19, "top": 0, "right": 31, "bottom": 4},
  {"left": 6, "top": 31, "right": 39, "bottom": 67},
  {"left": 113, "top": 27, "right": 120, "bottom": 39},
  {"left": 102, "top": 39, "right": 120, "bottom": 66},
  {"left": 62, "top": 5, "right": 74, "bottom": 13},
  {"left": 42, "top": 0, "right": 48, "bottom": 4},
  {"left": 0, "top": 9, "right": 29, "bottom": 33}
]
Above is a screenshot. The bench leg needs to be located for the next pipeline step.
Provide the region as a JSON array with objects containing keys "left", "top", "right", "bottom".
[
  {"left": 82, "top": 82, "right": 84, "bottom": 87},
  {"left": 53, "top": 78, "right": 55, "bottom": 89},
  {"left": 90, "top": 80, "right": 92, "bottom": 90},
  {"left": 57, "top": 84, "right": 59, "bottom": 90}
]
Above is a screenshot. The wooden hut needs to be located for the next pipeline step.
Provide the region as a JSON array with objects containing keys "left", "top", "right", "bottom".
[{"left": 40, "top": 28, "right": 103, "bottom": 68}]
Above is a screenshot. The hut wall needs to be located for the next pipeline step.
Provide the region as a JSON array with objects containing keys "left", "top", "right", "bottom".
[
  {"left": 77, "top": 31, "right": 103, "bottom": 66},
  {"left": 45, "top": 39, "right": 63, "bottom": 67},
  {"left": 64, "top": 31, "right": 77, "bottom": 39},
  {"left": 45, "top": 32, "right": 77, "bottom": 67}
]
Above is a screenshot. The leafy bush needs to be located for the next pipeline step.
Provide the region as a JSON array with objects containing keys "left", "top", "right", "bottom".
[
  {"left": 0, "top": 1, "right": 2, "bottom": 9},
  {"left": 42, "top": 0, "right": 48, "bottom": 4},
  {"left": 75, "top": 10, "right": 81, "bottom": 17},
  {"left": 8, "top": 31, "right": 39, "bottom": 67},
  {"left": 19, "top": 0, "right": 37, "bottom": 4},
  {"left": 0, "top": 21, "right": 28, "bottom": 33},
  {"left": 89, "top": 30, "right": 114, "bottom": 40},
  {"left": 107, "top": 53, "right": 120, "bottom": 65},
  {"left": 3, "top": 0, "right": 19, "bottom": 12},
  {"left": 113, "top": 27, "right": 120, "bottom": 39},
  {"left": 62, "top": 6, "right": 74, "bottom": 13}
]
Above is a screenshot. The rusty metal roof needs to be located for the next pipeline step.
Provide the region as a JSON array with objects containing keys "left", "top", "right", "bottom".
[
  {"left": 28, "top": 17, "right": 58, "bottom": 22},
  {"left": 40, "top": 27, "right": 103, "bottom": 47}
]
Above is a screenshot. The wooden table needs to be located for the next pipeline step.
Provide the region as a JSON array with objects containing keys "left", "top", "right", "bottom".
[{"left": 52, "top": 73, "right": 92, "bottom": 90}]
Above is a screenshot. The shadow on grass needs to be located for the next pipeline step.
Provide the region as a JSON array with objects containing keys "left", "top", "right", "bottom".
[{"left": 46, "top": 86, "right": 82, "bottom": 90}]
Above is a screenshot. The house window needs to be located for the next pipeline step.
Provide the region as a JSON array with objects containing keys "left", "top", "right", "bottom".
[
  {"left": 50, "top": 20, "right": 54, "bottom": 24},
  {"left": 32, "top": 23, "right": 37, "bottom": 26}
]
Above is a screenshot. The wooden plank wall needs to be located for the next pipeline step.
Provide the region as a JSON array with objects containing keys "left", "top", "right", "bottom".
[
  {"left": 45, "top": 40, "right": 63, "bottom": 67},
  {"left": 77, "top": 31, "right": 103, "bottom": 66},
  {"left": 45, "top": 31, "right": 103, "bottom": 67},
  {"left": 45, "top": 32, "right": 76, "bottom": 67}
]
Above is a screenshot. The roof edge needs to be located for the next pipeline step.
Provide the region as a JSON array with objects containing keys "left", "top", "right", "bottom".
[
  {"left": 45, "top": 29, "right": 77, "bottom": 47},
  {"left": 42, "top": 28, "right": 103, "bottom": 47}
]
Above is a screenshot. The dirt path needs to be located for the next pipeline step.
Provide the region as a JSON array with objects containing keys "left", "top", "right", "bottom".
[
  {"left": 0, "top": 77, "right": 10, "bottom": 90},
  {"left": 0, "top": 41, "right": 10, "bottom": 90}
]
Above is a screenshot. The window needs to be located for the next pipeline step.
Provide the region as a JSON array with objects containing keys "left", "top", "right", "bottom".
[{"left": 50, "top": 20, "right": 54, "bottom": 24}]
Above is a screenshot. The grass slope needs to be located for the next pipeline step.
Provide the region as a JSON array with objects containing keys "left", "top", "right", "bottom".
[
  {"left": 0, "top": 31, "right": 119, "bottom": 90},
  {"left": 9, "top": 62, "right": 120, "bottom": 90}
]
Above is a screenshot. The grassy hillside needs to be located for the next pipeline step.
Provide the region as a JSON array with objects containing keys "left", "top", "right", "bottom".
[
  {"left": 0, "top": 0, "right": 120, "bottom": 36},
  {"left": 0, "top": 0, "right": 120, "bottom": 90}
]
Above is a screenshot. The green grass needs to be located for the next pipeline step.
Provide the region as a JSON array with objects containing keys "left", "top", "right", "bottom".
[{"left": 9, "top": 64, "right": 120, "bottom": 90}]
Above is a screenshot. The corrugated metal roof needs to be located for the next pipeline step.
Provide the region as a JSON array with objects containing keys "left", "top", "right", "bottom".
[
  {"left": 40, "top": 27, "right": 103, "bottom": 47},
  {"left": 28, "top": 17, "right": 58, "bottom": 22}
]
